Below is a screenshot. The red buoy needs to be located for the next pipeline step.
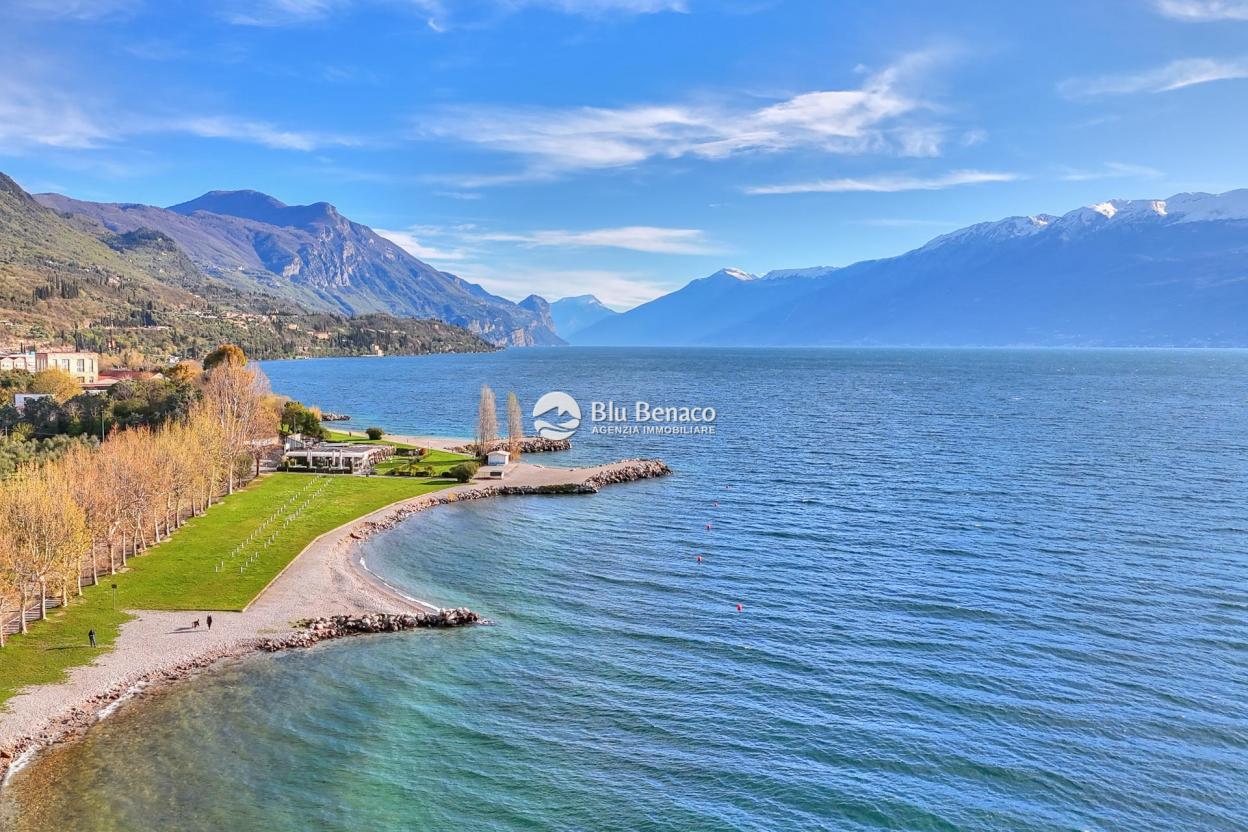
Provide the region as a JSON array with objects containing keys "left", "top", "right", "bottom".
[
  {"left": 696, "top": 555, "right": 702, "bottom": 562},
  {"left": 736, "top": 603, "right": 743, "bottom": 612}
]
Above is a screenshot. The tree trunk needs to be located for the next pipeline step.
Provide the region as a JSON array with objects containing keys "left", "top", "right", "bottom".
[
  {"left": 18, "top": 585, "right": 29, "bottom": 634},
  {"left": 39, "top": 580, "right": 47, "bottom": 621}
]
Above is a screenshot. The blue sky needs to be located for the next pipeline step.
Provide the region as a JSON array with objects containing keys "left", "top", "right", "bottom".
[{"left": 3, "top": 0, "right": 1248, "bottom": 308}]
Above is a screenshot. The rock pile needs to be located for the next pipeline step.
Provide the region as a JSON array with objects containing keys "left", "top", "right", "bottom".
[
  {"left": 260, "top": 609, "right": 481, "bottom": 651},
  {"left": 450, "top": 437, "right": 572, "bottom": 455}
]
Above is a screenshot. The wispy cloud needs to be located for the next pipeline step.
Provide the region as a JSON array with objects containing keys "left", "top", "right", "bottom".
[
  {"left": 455, "top": 263, "right": 670, "bottom": 309},
  {"left": 474, "top": 226, "right": 718, "bottom": 254},
  {"left": 380, "top": 223, "right": 719, "bottom": 256},
  {"left": 0, "top": 70, "right": 116, "bottom": 150},
  {"left": 374, "top": 228, "right": 473, "bottom": 262},
  {"left": 164, "top": 116, "right": 361, "bottom": 151},
  {"left": 0, "top": 69, "right": 362, "bottom": 153},
  {"left": 422, "top": 51, "right": 955, "bottom": 184},
  {"left": 224, "top": 0, "right": 685, "bottom": 28},
  {"left": 1059, "top": 57, "right": 1248, "bottom": 97},
  {"left": 4, "top": 0, "right": 140, "bottom": 20},
  {"left": 744, "top": 169, "right": 1019, "bottom": 196},
  {"left": 223, "top": 0, "right": 349, "bottom": 26},
  {"left": 503, "top": 0, "right": 687, "bottom": 13},
  {"left": 1056, "top": 161, "right": 1164, "bottom": 182},
  {"left": 1154, "top": 0, "right": 1248, "bottom": 20}
]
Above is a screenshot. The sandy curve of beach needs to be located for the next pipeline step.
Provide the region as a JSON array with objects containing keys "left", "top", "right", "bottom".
[{"left": 0, "top": 458, "right": 669, "bottom": 784}]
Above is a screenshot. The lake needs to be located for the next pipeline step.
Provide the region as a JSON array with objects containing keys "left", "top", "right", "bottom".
[{"left": 4, "top": 348, "right": 1247, "bottom": 830}]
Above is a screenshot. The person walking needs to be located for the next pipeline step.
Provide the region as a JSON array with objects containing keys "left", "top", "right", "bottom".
[
  {"left": 206, "top": 614, "right": 213, "bottom": 631},
  {"left": 88, "top": 629, "right": 96, "bottom": 648}
]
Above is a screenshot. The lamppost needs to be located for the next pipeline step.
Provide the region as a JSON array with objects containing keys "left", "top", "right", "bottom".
[{"left": 111, "top": 583, "right": 118, "bottom": 610}]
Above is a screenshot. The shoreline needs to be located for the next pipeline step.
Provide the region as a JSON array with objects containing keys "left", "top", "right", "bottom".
[{"left": 0, "top": 458, "right": 671, "bottom": 787}]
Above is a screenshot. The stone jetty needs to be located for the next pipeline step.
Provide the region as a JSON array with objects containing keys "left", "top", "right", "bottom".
[
  {"left": 450, "top": 437, "right": 572, "bottom": 455},
  {"left": 261, "top": 609, "right": 481, "bottom": 651}
]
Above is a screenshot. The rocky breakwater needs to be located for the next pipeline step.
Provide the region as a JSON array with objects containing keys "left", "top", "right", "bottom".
[
  {"left": 260, "top": 609, "right": 481, "bottom": 651},
  {"left": 451, "top": 437, "right": 572, "bottom": 455}
]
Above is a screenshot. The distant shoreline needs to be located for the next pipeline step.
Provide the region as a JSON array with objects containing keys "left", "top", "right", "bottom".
[{"left": 0, "top": 457, "right": 670, "bottom": 789}]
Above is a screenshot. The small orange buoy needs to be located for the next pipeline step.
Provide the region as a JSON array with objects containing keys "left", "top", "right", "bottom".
[{"left": 736, "top": 603, "right": 743, "bottom": 612}]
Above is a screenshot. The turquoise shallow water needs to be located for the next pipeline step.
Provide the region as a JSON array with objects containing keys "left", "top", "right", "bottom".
[{"left": 4, "top": 348, "right": 1248, "bottom": 830}]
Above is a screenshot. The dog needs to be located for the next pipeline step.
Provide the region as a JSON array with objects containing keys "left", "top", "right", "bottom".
[{"left": 192, "top": 619, "right": 201, "bottom": 629}]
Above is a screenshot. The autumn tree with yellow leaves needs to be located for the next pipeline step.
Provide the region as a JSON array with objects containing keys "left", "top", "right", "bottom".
[{"left": 0, "top": 344, "right": 282, "bottom": 646}]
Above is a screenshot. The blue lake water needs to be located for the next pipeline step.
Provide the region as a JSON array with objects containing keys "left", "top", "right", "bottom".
[{"left": 4, "top": 348, "right": 1247, "bottom": 830}]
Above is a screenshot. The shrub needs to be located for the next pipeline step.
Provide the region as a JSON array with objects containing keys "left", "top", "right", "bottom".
[
  {"left": 365, "top": 427, "right": 384, "bottom": 440},
  {"left": 447, "top": 462, "right": 478, "bottom": 483}
]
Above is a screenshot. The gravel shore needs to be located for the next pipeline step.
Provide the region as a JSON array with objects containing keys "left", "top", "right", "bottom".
[{"left": 0, "top": 458, "right": 670, "bottom": 784}]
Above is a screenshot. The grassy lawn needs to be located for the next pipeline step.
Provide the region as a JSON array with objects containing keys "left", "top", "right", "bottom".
[
  {"left": 0, "top": 472, "right": 453, "bottom": 707},
  {"left": 322, "top": 428, "right": 418, "bottom": 449},
  {"left": 373, "top": 447, "right": 473, "bottom": 478},
  {"left": 0, "top": 588, "right": 132, "bottom": 705}
]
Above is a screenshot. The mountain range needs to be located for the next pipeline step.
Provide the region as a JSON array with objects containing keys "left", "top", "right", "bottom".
[
  {"left": 0, "top": 173, "right": 497, "bottom": 359},
  {"left": 570, "top": 190, "right": 1248, "bottom": 347},
  {"left": 34, "top": 188, "right": 561, "bottom": 347}
]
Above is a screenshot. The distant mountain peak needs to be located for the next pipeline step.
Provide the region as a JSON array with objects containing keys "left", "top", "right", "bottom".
[
  {"left": 704, "top": 267, "right": 757, "bottom": 282},
  {"left": 558, "top": 293, "right": 608, "bottom": 306},
  {"left": 168, "top": 189, "right": 342, "bottom": 229}
]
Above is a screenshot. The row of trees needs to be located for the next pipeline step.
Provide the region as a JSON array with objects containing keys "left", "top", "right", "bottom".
[
  {"left": 475, "top": 385, "right": 525, "bottom": 458},
  {"left": 0, "top": 355, "right": 278, "bottom": 646}
]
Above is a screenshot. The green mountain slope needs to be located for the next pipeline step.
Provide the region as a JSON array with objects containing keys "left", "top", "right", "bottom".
[{"left": 0, "top": 173, "right": 494, "bottom": 359}]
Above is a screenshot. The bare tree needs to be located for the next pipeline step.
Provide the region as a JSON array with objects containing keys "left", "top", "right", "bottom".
[
  {"left": 507, "top": 392, "right": 523, "bottom": 460},
  {"left": 475, "top": 384, "right": 498, "bottom": 456}
]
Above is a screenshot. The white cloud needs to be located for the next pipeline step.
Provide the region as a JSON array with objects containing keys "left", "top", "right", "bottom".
[
  {"left": 422, "top": 52, "right": 953, "bottom": 183},
  {"left": 475, "top": 226, "right": 718, "bottom": 254},
  {"left": 375, "top": 228, "right": 473, "bottom": 262},
  {"left": 165, "top": 116, "right": 361, "bottom": 151},
  {"left": 505, "top": 0, "right": 687, "bottom": 13},
  {"left": 1059, "top": 57, "right": 1248, "bottom": 97},
  {"left": 456, "top": 263, "right": 669, "bottom": 309},
  {"left": 0, "top": 76, "right": 113, "bottom": 150},
  {"left": 0, "top": 69, "right": 362, "bottom": 153},
  {"left": 381, "top": 222, "right": 718, "bottom": 256},
  {"left": 744, "top": 169, "right": 1018, "bottom": 196},
  {"left": 1057, "top": 162, "right": 1164, "bottom": 181},
  {"left": 223, "top": 0, "right": 348, "bottom": 26},
  {"left": 1154, "top": 0, "right": 1248, "bottom": 20},
  {"left": 223, "top": 0, "right": 684, "bottom": 27},
  {"left": 4, "top": 0, "right": 140, "bottom": 19}
]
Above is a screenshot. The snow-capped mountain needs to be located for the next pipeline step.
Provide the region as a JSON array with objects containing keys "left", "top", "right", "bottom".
[
  {"left": 547, "top": 295, "right": 619, "bottom": 338},
  {"left": 571, "top": 189, "right": 1248, "bottom": 347}
]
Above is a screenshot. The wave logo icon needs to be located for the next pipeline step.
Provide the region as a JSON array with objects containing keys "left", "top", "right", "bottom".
[{"left": 532, "top": 391, "right": 581, "bottom": 440}]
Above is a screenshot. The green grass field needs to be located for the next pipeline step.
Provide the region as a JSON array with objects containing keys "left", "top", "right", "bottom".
[
  {"left": 373, "top": 447, "right": 473, "bottom": 477},
  {"left": 0, "top": 472, "right": 454, "bottom": 707},
  {"left": 322, "top": 428, "right": 418, "bottom": 448}
]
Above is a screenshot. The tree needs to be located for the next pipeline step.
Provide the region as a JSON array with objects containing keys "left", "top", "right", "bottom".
[
  {"left": 366, "top": 426, "right": 384, "bottom": 440},
  {"left": 166, "top": 360, "right": 202, "bottom": 384},
  {"left": 200, "top": 362, "right": 277, "bottom": 494},
  {"left": 29, "top": 368, "right": 82, "bottom": 403},
  {"left": 203, "top": 344, "right": 247, "bottom": 371},
  {"left": 0, "top": 522, "right": 21, "bottom": 647},
  {"left": 447, "top": 461, "right": 479, "bottom": 483},
  {"left": 506, "top": 392, "right": 523, "bottom": 460},
  {"left": 475, "top": 384, "right": 497, "bottom": 457}
]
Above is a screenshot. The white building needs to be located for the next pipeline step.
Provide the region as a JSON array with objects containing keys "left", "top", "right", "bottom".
[{"left": 483, "top": 449, "right": 511, "bottom": 479}]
